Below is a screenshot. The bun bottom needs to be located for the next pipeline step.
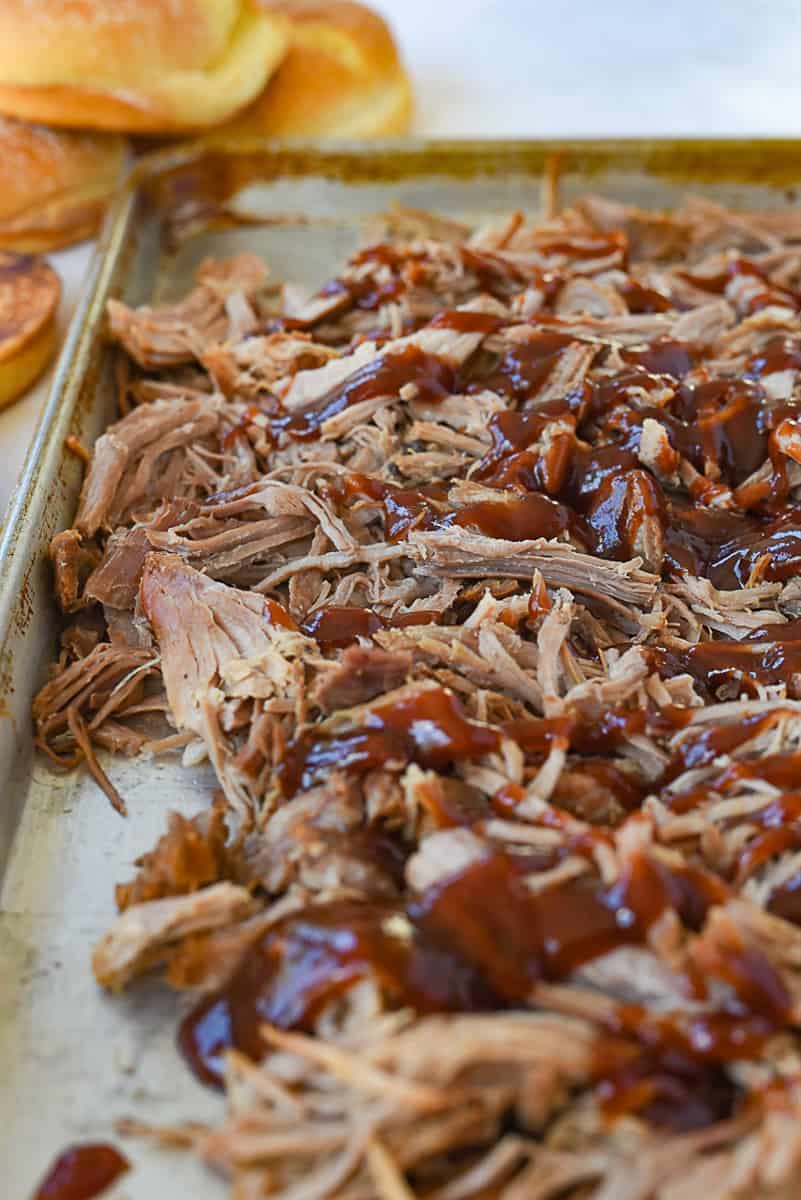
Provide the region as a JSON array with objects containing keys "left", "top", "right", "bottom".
[
  {"left": 0, "top": 314, "right": 57, "bottom": 408},
  {"left": 0, "top": 251, "right": 60, "bottom": 407}
]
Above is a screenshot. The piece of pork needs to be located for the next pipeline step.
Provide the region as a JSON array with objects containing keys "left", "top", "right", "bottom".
[
  {"left": 84, "top": 500, "right": 196, "bottom": 610},
  {"left": 49, "top": 528, "right": 101, "bottom": 612},
  {"left": 278, "top": 295, "right": 505, "bottom": 413},
  {"left": 312, "top": 645, "right": 413, "bottom": 714},
  {"left": 92, "top": 882, "right": 258, "bottom": 991},
  {"left": 408, "top": 528, "right": 659, "bottom": 607},
  {"left": 107, "top": 255, "right": 267, "bottom": 369},
  {"left": 76, "top": 396, "right": 226, "bottom": 536},
  {"left": 139, "top": 553, "right": 317, "bottom": 812}
]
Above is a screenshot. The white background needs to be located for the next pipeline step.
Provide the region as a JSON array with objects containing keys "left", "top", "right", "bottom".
[{"left": 2, "top": 0, "right": 798, "bottom": 516}]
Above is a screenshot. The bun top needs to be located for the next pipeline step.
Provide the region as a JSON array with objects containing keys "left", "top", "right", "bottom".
[
  {"left": 0, "top": 0, "right": 291, "bottom": 131},
  {"left": 225, "top": 0, "right": 413, "bottom": 138}
]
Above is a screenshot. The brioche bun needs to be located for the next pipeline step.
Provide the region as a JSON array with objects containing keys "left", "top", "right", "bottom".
[
  {"left": 222, "top": 1, "right": 413, "bottom": 138},
  {"left": 0, "top": 253, "right": 61, "bottom": 408},
  {"left": 0, "top": 118, "right": 127, "bottom": 252},
  {"left": 0, "top": 1, "right": 291, "bottom": 133}
]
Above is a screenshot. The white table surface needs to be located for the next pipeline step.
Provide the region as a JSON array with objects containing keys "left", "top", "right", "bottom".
[{"left": 3, "top": 0, "right": 800, "bottom": 517}]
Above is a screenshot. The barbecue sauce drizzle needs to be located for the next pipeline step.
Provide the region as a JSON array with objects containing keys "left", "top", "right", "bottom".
[
  {"left": 272, "top": 346, "right": 456, "bottom": 441},
  {"left": 148, "top": 225, "right": 801, "bottom": 1144},
  {"left": 32, "top": 1144, "right": 129, "bottom": 1200},
  {"left": 180, "top": 848, "right": 789, "bottom": 1134}
]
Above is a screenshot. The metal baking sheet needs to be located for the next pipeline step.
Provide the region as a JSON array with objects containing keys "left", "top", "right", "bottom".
[{"left": 2, "top": 138, "right": 801, "bottom": 1197}]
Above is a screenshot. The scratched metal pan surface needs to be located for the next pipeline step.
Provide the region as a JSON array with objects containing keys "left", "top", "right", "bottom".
[{"left": 2, "top": 138, "right": 801, "bottom": 1198}]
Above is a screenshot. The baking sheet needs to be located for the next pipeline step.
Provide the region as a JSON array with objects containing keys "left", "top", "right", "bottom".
[{"left": 2, "top": 139, "right": 801, "bottom": 1197}]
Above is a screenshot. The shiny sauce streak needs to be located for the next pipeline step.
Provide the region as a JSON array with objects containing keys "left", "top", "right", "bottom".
[
  {"left": 273, "top": 346, "right": 455, "bottom": 440},
  {"left": 179, "top": 887, "right": 506, "bottom": 1087},
  {"left": 746, "top": 334, "right": 801, "bottom": 379},
  {"left": 681, "top": 257, "right": 801, "bottom": 313},
  {"left": 620, "top": 338, "right": 696, "bottom": 378},
  {"left": 277, "top": 685, "right": 501, "bottom": 795},
  {"left": 469, "top": 332, "right": 579, "bottom": 403},
  {"left": 334, "top": 472, "right": 448, "bottom": 539},
  {"left": 618, "top": 279, "right": 675, "bottom": 313},
  {"left": 428, "top": 308, "right": 507, "bottom": 334},
  {"left": 301, "top": 604, "right": 437, "bottom": 649},
  {"left": 264, "top": 597, "right": 299, "bottom": 630},
  {"left": 313, "top": 242, "right": 422, "bottom": 312},
  {"left": 181, "top": 848, "right": 769, "bottom": 1119},
  {"left": 661, "top": 710, "right": 791, "bottom": 783},
  {"left": 665, "top": 504, "right": 801, "bottom": 588},
  {"left": 459, "top": 247, "right": 548, "bottom": 297},
  {"left": 33, "top": 1144, "right": 129, "bottom": 1200},
  {"left": 447, "top": 491, "right": 573, "bottom": 541},
  {"left": 656, "top": 623, "right": 801, "bottom": 695},
  {"left": 337, "top": 469, "right": 577, "bottom": 544}
]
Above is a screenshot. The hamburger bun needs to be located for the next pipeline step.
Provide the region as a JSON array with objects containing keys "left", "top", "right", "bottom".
[
  {"left": 221, "top": 1, "right": 412, "bottom": 138},
  {"left": 0, "top": 0, "right": 291, "bottom": 133},
  {"left": 0, "top": 118, "right": 127, "bottom": 252},
  {"left": 0, "top": 253, "right": 61, "bottom": 409}
]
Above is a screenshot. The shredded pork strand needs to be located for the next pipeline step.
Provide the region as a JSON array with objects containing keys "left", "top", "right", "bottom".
[{"left": 32, "top": 192, "right": 801, "bottom": 1198}]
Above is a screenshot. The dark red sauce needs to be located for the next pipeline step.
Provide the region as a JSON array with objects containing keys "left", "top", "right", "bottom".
[
  {"left": 662, "top": 710, "right": 791, "bottom": 783},
  {"left": 264, "top": 597, "right": 299, "bottom": 630},
  {"left": 421, "top": 845, "right": 725, "bottom": 986},
  {"left": 301, "top": 604, "right": 440, "bottom": 649},
  {"left": 179, "top": 895, "right": 503, "bottom": 1088},
  {"left": 665, "top": 503, "right": 801, "bottom": 588},
  {"left": 668, "top": 751, "right": 801, "bottom": 815},
  {"left": 736, "top": 825, "right": 801, "bottom": 884},
  {"left": 584, "top": 467, "right": 665, "bottom": 560},
  {"left": 447, "top": 491, "right": 573, "bottom": 541},
  {"left": 33, "top": 1144, "right": 129, "bottom": 1200},
  {"left": 595, "top": 903, "right": 792, "bottom": 1131},
  {"left": 474, "top": 407, "right": 564, "bottom": 489},
  {"left": 669, "top": 378, "right": 770, "bottom": 486},
  {"left": 746, "top": 335, "right": 801, "bottom": 379},
  {"left": 470, "top": 332, "right": 581, "bottom": 404},
  {"left": 559, "top": 442, "right": 641, "bottom": 513},
  {"left": 181, "top": 848, "right": 753, "bottom": 1115},
  {"left": 769, "top": 872, "right": 801, "bottom": 924},
  {"left": 619, "top": 279, "right": 675, "bottom": 314},
  {"left": 302, "top": 605, "right": 385, "bottom": 648},
  {"left": 657, "top": 624, "right": 801, "bottom": 696},
  {"left": 278, "top": 685, "right": 501, "bottom": 795},
  {"left": 335, "top": 473, "right": 446, "bottom": 539},
  {"left": 311, "top": 242, "right": 420, "bottom": 312},
  {"left": 459, "top": 246, "right": 537, "bottom": 295},
  {"left": 429, "top": 309, "right": 506, "bottom": 334},
  {"left": 621, "top": 338, "right": 696, "bottom": 378},
  {"left": 504, "top": 704, "right": 688, "bottom": 761},
  {"left": 274, "top": 347, "right": 455, "bottom": 440},
  {"left": 681, "top": 257, "right": 801, "bottom": 313},
  {"left": 709, "top": 749, "right": 801, "bottom": 793},
  {"left": 222, "top": 403, "right": 264, "bottom": 448},
  {"left": 596, "top": 1008, "right": 764, "bottom": 1131}
]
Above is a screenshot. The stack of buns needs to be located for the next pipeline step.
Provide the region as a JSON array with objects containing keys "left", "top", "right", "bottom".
[{"left": 0, "top": 0, "right": 411, "bottom": 406}]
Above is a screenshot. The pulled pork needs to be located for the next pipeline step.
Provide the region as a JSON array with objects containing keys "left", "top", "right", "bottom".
[{"left": 33, "top": 193, "right": 801, "bottom": 1197}]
